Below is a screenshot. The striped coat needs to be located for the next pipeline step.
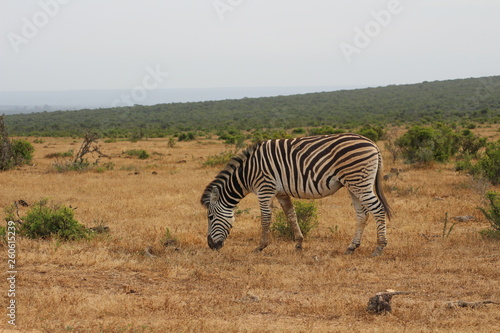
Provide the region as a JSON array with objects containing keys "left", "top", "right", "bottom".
[{"left": 201, "top": 134, "right": 392, "bottom": 256}]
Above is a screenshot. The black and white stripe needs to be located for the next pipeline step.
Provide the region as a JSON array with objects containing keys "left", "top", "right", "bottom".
[{"left": 201, "top": 133, "right": 392, "bottom": 256}]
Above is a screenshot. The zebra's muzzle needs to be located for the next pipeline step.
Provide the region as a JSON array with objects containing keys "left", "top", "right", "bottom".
[{"left": 207, "top": 235, "right": 224, "bottom": 250}]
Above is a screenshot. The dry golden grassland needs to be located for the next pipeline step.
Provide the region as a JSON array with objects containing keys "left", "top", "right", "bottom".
[{"left": 1, "top": 127, "right": 499, "bottom": 333}]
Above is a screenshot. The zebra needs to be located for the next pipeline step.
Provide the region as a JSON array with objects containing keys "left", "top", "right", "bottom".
[{"left": 200, "top": 133, "right": 392, "bottom": 256}]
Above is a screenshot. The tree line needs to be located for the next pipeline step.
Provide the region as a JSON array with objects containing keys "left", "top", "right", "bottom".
[{"left": 3, "top": 76, "right": 499, "bottom": 138}]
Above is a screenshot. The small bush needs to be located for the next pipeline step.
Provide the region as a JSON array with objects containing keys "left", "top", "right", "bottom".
[
  {"left": 10, "top": 199, "right": 91, "bottom": 241},
  {"left": 125, "top": 149, "right": 150, "bottom": 159},
  {"left": 202, "top": 150, "right": 235, "bottom": 167},
  {"left": 458, "top": 129, "right": 487, "bottom": 157},
  {"left": 45, "top": 150, "right": 73, "bottom": 159},
  {"left": 357, "top": 125, "right": 386, "bottom": 142},
  {"left": 167, "top": 137, "right": 176, "bottom": 148},
  {"left": 292, "top": 128, "right": 306, "bottom": 135},
  {"left": 475, "top": 141, "right": 500, "bottom": 185},
  {"left": 272, "top": 200, "right": 319, "bottom": 240},
  {"left": 309, "top": 126, "right": 345, "bottom": 136},
  {"left": 11, "top": 139, "right": 35, "bottom": 165},
  {"left": 478, "top": 191, "right": 500, "bottom": 239},
  {"left": 396, "top": 124, "right": 458, "bottom": 166},
  {"left": 457, "top": 140, "right": 500, "bottom": 185},
  {"left": 251, "top": 129, "right": 293, "bottom": 143},
  {"left": 178, "top": 132, "right": 196, "bottom": 141},
  {"left": 1, "top": 116, "right": 35, "bottom": 170}
]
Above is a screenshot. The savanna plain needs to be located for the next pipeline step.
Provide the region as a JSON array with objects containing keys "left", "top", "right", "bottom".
[{"left": 1, "top": 127, "right": 499, "bottom": 333}]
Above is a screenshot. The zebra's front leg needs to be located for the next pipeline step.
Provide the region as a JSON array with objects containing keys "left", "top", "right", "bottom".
[
  {"left": 255, "top": 201, "right": 273, "bottom": 252},
  {"left": 276, "top": 194, "right": 304, "bottom": 250},
  {"left": 345, "top": 192, "right": 369, "bottom": 255}
]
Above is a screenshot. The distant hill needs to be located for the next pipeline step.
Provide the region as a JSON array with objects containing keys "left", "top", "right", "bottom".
[{"left": 4, "top": 76, "right": 500, "bottom": 137}]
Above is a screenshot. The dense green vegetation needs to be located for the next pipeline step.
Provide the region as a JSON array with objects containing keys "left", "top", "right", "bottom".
[
  {"left": 3, "top": 76, "right": 500, "bottom": 137},
  {"left": 456, "top": 140, "right": 500, "bottom": 185},
  {"left": 396, "top": 124, "right": 487, "bottom": 165},
  {"left": 0, "top": 116, "right": 35, "bottom": 170}
]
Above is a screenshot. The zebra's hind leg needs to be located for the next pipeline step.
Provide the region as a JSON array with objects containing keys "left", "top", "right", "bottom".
[
  {"left": 370, "top": 210, "right": 388, "bottom": 257},
  {"left": 277, "top": 194, "right": 304, "bottom": 250},
  {"left": 345, "top": 191, "right": 369, "bottom": 255}
]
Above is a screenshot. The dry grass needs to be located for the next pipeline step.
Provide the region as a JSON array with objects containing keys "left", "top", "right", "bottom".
[{"left": 1, "top": 128, "right": 499, "bottom": 333}]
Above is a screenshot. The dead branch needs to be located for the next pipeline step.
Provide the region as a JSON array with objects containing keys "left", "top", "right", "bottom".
[
  {"left": 74, "top": 131, "right": 106, "bottom": 164},
  {"left": 446, "top": 300, "right": 499, "bottom": 309},
  {"left": 366, "top": 290, "right": 412, "bottom": 314}
]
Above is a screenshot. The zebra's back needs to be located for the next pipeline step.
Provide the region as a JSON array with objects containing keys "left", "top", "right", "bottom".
[{"left": 254, "top": 134, "right": 381, "bottom": 199}]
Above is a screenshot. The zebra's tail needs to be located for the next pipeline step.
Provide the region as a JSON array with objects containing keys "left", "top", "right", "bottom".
[{"left": 375, "top": 153, "right": 393, "bottom": 220}]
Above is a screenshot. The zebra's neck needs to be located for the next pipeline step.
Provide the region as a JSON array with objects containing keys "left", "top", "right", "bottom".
[
  {"left": 201, "top": 145, "right": 257, "bottom": 208},
  {"left": 220, "top": 151, "right": 254, "bottom": 206}
]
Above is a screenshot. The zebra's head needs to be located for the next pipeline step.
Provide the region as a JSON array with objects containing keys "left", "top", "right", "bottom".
[{"left": 201, "top": 185, "right": 235, "bottom": 250}]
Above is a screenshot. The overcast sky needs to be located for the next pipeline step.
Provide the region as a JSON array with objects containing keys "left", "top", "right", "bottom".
[{"left": 1, "top": 0, "right": 499, "bottom": 93}]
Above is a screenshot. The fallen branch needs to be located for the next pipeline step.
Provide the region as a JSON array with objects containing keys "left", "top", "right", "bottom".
[
  {"left": 446, "top": 300, "right": 499, "bottom": 309},
  {"left": 366, "top": 290, "right": 411, "bottom": 314}
]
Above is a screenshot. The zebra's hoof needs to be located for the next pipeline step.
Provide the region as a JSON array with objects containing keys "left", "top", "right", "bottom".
[
  {"left": 371, "top": 248, "right": 384, "bottom": 257},
  {"left": 344, "top": 248, "right": 355, "bottom": 255}
]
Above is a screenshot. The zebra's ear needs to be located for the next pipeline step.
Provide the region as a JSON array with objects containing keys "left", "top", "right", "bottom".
[{"left": 210, "top": 186, "right": 220, "bottom": 205}]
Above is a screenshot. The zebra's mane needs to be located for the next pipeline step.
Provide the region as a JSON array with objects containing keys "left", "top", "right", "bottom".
[{"left": 200, "top": 142, "right": 260, "bottom": 208}]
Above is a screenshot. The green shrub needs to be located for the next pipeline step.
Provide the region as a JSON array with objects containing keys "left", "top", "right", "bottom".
[
  {"left": 358, "top": 128, "right": 379, "bottom": 142},
  {"left": 475, "top": 141, "right": 500, "bottom": 185},
  {"left": 458, "top": 129, "right": 487, "bottom": 157},
  {"left": 251, "top": 129, "right": 293, "bottom": 143},
  {"left": 45, "top": 150, "right": 73, "bottom": 159},
  {"left": 292, "top": 128, "right": 306, "bottom": 135},
  {"left": 309, "top": 126, "right": 345, "bottom": 136},
  {"left": 13, "top": 199, "right": 91, "bottom": 241},
  {"left": 396, "top": 124, "right": 459, "bottom": 166},
  {"left": 178, "top": 132, "right": 196, "bottom": 141},
  {"left": 1, "top": 134, "right": 35, "bottom": 170},
  {"left": 272, "top": 200, "right": 319, "bottom": 240},
  {"left": 167, "top": 137, "right": 177, "bottom": 148},
  {"left": 217, "top": 129, "right": 246, "bottom": 146},
  {"left": 202, "top": 150, "right": 235, "bottom": 167},
  {"left": 478, "top": 191, "right": 500, "bottom": 239},
  {"left": 125, "top": 149, "right": 149, "bottom": 159},
  {"left": 357, "top": 125, "right": 386, "bottom": 142},
  {"left": 457, "top": 140, "right": 500, "bottom": 185}
]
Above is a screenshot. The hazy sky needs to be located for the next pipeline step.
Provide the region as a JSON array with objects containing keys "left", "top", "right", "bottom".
[{"left": 1, "top": 0, "right": 499, "bottom": 92}]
